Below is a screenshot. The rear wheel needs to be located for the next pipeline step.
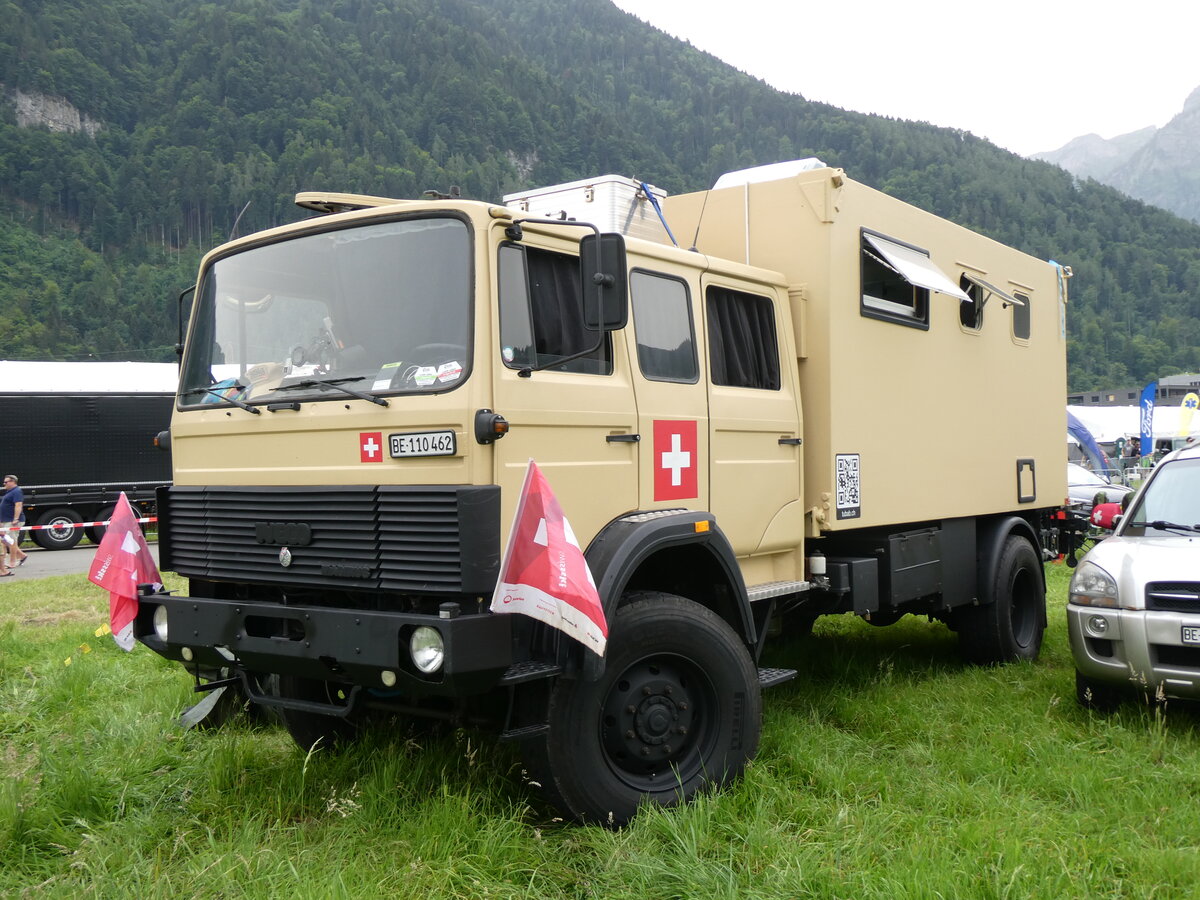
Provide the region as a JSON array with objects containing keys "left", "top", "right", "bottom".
[
  {"left": 84, "top": 504, "right": 117, "bottom": 544},
  {"left": 32, "top": 507, "right": 83, "bottom": 550},
  {"left": 957, "top": 534, "right": 1045, "bottom": 664},
  {"left": 522, "top": 592, "right": 761, "bottom": 825}
]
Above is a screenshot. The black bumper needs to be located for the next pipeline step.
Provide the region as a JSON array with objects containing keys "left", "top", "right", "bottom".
[{"left": 135, "top": 588, "right": 514, "bottom": 698}]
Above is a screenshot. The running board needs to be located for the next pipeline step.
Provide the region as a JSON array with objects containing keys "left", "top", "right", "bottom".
[
  {"left": 747, "top": 580, "right": 811, "bottom": 603},
  {"left": 758, "top": 667, "right": 797, "bottom": 688}
]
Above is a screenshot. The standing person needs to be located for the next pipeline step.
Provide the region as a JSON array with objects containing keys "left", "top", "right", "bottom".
[{"left": 1, "top": 475, "right": 28, "bottom": 570}]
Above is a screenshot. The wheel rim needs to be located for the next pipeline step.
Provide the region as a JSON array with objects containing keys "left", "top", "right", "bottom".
[
  {"left": 599, "top": 653, "right": 718, "bottom": 791},
  {"left": 47, "top": 518, "right": 75, "bottom": 541},
  {"left": 1009, "top": 565, "right": 1039, "bottom": 648}
]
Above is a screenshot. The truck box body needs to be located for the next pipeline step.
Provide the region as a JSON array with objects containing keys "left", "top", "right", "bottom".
[
  {"left": 660, "top": 164, "right": 1068, "bottom": 534},
  {"left": 0, "top": 361, "right": 175, "bottom": 547}
]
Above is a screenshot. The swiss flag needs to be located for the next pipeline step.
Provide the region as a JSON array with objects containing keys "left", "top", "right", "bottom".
[
  {"left": 87, "top": 492, "right": 162, "bottom": 651},
  {"left": 489, "top": 460, "right": 607, "bottom": 656},
  {"left": 360, "top": 432, "right": 383, "bottom": 463},
  {"left": 1091, "top": 502, "right": 1123, "bottom": 530},
  {"left": 653, "top": 419, "right": 698, "bottom": 501}
]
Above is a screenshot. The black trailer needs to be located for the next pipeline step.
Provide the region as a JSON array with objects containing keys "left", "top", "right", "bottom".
[{"left": 0, "top": 362, "right": 175, "bottom": 549}]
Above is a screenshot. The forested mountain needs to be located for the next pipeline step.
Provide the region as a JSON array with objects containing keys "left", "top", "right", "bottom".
[{"left": 2, "top": 0, "right": 1199, "bottom": 392}]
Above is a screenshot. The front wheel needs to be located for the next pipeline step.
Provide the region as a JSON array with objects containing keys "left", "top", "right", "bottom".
[
  {"left": 956, "top": 533, "right": 1045, "bottom": 664},
  {"left": 522, "top": 592, "right": 761, "bottom": 825}
]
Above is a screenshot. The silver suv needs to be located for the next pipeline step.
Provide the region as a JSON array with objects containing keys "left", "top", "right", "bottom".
[{"left": 1067, "top": 442, "right": 1200, "bottom": 708}]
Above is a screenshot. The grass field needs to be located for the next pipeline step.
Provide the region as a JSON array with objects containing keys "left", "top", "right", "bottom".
[{"left": 3, "top": 565, "right": 1199, "bottom": 899}]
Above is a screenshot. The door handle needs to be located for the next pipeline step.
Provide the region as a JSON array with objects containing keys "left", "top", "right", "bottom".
[
  {"left": 606, "top": 433, "right": 641, "bottom": 443},
  {"left": 778, "top": 437, "right": 803, "bottom": 445}
]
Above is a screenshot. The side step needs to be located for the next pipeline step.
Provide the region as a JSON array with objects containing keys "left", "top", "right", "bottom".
[
  {"left": 747, "top": 580, "right": 811, "bottom": 603},
  {"left": 499, "top": 660, "right": 561, "bottom": 685},
  {"left": 758, "top": 667, "right": 798, "bottom": 688}
]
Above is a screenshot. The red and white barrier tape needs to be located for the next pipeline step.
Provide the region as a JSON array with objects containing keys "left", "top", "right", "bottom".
[{"left": 10, "top": 516, "right": 157, "bottom": 533}]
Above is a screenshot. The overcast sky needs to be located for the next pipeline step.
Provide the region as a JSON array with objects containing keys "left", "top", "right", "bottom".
[{"left": 610, "top": 0, "right": 1200, "bottom": 157}]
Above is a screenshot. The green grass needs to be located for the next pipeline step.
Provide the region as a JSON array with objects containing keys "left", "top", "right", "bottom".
[{"left": 3, "top": 565, "right": 1200, "bottom": 898}]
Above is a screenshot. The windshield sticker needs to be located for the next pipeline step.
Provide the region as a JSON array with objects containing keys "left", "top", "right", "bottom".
[
  {"left": 437, "top": 361, "right": 463, "bottom": 383},
  {"left": 372, "top": 361, "right": 404, "bottom": 391},
  {"left": 413, "top": 366, "right": 438, "bottom": 387},
  {"left": 835, "top": 453, "right": 861, "bottom": 520},
  {"left": 502, "top": 346, "right": 516, "bottom": 363}
]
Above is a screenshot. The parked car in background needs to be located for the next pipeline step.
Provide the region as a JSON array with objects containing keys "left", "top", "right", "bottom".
[
  {"left": 1067, "top": 443, "right": 1200, "bottom": 708},
  {"left": 1066, "top": 462, "right": 1133, "bottom": 511}
]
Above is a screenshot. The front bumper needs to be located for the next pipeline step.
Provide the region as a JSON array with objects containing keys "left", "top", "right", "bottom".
[
  {"left": 135, "top": 587, "right": 514, "bottom": 699},
  {"left": 1067, "top": 603, "right": 1200, "bottom": 699}
]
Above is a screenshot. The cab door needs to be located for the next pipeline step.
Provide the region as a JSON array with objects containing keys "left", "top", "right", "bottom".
[
  {"left": 491, "top": 240, "right": 639, "bottom": 547},
  {"left": 626, "top": 269, "right": 709, "bottom": 512},
  {"left": 702, "top": 278, "right": 802, "bottom": 555}
]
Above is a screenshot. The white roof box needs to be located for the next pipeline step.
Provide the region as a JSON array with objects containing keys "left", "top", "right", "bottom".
[
  {"left": 503, "top": 175, "right": 670, "bottom": 243},
  {"left": 712, "top": 158, "right": 828, "bottom": 190}
]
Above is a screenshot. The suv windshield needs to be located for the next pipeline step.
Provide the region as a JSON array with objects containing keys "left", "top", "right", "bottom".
[
  {"left": 1123, "top": 457, "right": 1200, "bottom": 534},
  {"left": 180, "top": 216, "right": 471, "bottom": 406}
]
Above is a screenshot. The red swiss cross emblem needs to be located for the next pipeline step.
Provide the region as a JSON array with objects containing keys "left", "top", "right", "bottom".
[
  {"left": 653, "top": 419, "right": 698, "bottom": 501},
  {"left": 360, "top": 431, "right": 383, "bottom": 463}
]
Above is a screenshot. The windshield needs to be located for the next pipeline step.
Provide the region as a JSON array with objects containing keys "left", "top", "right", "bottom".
[
  {"left": 180, "top": 216, "right": 471, "bottom": 405},
  {"left": 1123, "top": 457, "right": 1200, "bottom": 534},
  {"left": 1068, "top": 463, "right": 1108, "bottom": 487}
]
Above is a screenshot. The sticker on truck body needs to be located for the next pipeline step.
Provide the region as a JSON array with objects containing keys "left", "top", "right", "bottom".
[
  {"left": 653, "top": 419, "right": 698, "bottom": 501},
  {"left": 835, "top": 453, "right": 861, "bottom": 520}
]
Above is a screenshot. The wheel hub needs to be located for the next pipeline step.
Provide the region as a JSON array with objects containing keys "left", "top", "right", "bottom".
[{"left": 603, "top": 662, "right": 697, "bottom": 769}]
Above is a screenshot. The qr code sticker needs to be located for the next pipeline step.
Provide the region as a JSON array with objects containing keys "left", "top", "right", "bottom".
[{"left": 835, "top": 454, "right": 860, "bottom": 519}]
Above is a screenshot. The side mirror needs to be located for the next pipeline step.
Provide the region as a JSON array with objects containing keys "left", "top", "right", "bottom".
[{"left": 580, "top": 232, "right": 628, "bottom": 332}]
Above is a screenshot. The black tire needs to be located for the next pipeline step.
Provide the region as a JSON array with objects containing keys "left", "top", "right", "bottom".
[
  {"left": 275, "top": 675, "right": 361, "bottom": 751},
  {"left": 957, "top": 534, "right": 1045, "bottom": 664},
  {"left": 522, "top": 592, "right": 762, "bottom": 825},
  {"left": 85, "top": 504, "right": 117, "bottom": 545},
  {"left": 32, "top": 507, "right": 83, "bottom": 550},
  {"left": 1075, "top": 670, "right": 1124, "bottom": 712}
]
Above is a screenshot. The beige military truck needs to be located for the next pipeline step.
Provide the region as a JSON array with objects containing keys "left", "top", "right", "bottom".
[{"left": 140, "top": 160, "right": 1071, "bottom": 824}]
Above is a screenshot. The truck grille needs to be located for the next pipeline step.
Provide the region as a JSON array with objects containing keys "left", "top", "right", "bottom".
[
  {"left": 1145, "top": 582, "right": 1200, "bottom": 612},
  {"left": 161, "top": 485, "right": 499, "bottom": 594}
]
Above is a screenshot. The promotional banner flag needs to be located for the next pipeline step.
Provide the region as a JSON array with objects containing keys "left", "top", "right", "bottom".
[
  {"left": 1178, "top": 393, "right": 1199, "bottom": 438},
  {"left": 490, "top": 460, "right": 607, "bottom": 656},
  {"left": 1139, "top": 381, "right": 1158, "bottom": 459},
  {"left": 87, "top": 492, "right": 161, "bottom": 651}
]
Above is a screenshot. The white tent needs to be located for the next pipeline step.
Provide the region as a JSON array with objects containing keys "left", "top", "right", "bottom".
[
  {"left": 1068, "top": 404, "right": 1200, "bottom": 445},
  {"left": 0, "top": 360, "right": 178, "bottom": 394}
]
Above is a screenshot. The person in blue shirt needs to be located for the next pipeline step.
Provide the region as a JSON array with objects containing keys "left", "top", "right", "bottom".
[{"left": 1, "top": 475, "right": 28, "bottom": 572}]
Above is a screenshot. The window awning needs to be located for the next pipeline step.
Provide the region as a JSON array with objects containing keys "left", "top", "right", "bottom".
[
  {"left": 864, "top": 233, "right": 970, "bottom": 302},
  {"left": 961, "top": 273, "right": 1025, "bottom": 307}
]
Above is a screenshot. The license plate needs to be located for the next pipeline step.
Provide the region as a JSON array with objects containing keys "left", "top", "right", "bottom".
[
  {"left": 1182, "top": 626, "right": 1200, "bottom": 645},
  {"left": 389, "top": 430, "right": 456, "bottom": 458}
]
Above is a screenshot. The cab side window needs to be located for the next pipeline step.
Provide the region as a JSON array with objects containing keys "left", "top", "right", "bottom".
[
  {"left": 631, "top": 271, "right": 697, "bottom": 382},
  {"left": 498, "top": 244, "right": 612, "bottom": 374},
  {"left": 706, "top": 286, "right": 780, "bottom": 390}
]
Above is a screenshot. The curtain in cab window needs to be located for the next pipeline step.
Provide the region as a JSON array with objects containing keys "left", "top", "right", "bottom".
[{"left": 706, "top": 287, "right": 780, "bottom": 390}]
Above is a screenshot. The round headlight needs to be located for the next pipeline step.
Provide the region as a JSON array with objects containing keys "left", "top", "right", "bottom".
[
  {"left": 409, "top": 626, "right": 445, "bottom": 674},
  {"left": 152, "top": 604, "right": 169, "bottom": 642}
]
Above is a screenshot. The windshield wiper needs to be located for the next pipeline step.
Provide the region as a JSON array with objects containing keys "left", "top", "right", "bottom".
[
  {"left": 181, "top": 385, "right": 262, "bottom": 415},
  {"left": 1129, "top": 520, "right": 1200, "bottom": 534},
  {"left": 270, "top": 376, "right": 389, "bottom": 407}
]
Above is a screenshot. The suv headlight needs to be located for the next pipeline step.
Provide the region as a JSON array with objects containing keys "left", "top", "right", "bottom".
[
  {"left": 409, "top": 626, "right": 445, "bottom": 674},
  {"left": 1069, "top": 560, "right": 1120, "bottom": 608}
]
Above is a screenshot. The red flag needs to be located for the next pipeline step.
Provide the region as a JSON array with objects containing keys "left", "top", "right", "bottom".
[
  {"left": 490, "top": 461, "right": 607, "bottom": 656},
  {"left": 88, "top": 492, "right": 161, "bottom": 651}
]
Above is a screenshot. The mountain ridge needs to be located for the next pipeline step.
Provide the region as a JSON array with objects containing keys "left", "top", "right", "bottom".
[{"left": 0, "top": 0, "right": 1198, "bottom": 392}]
